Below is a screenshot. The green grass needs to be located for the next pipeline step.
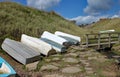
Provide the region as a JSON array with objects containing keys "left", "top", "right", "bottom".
[
  {"left": 36, "top": 59, "right": 46, "bottom": 71},
  {"left": 86, "top": 18, "right": 120, "bottom": 33},
  {"left": 0, "top": 2, "right": 120, "bottom": 45},
  {"left": 0, "top": 2, "right": 120, "bottom": 56},
  {"left": 90, "top": 59, "right": 116, "bottom": 77},
  {"left": 0, "top": 2, "right": 87, "bottom": 46}
]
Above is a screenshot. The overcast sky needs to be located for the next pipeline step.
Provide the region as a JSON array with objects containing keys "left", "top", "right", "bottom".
[{"left": 0, "top": 0, "right": 120, "bottom": 25}]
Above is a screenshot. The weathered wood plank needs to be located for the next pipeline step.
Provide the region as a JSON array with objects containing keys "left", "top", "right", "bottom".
[
  {"left": 88, "top": 36, "right": 118, "bottom": 40},
  {"left": 1, "top": 38, "right": 41, "bottom": 65},
  {"left": 98, "top": 34, "right": 100, "bottom": 49},
  {"left": 4, "top": 40, "right": 32, "bottom": 58},
  {"left": 41, "top": 31, "right": 71, "bottom": 47},
  {"left": 21, "top": 34, "right": 56, "bottom": 56},
  {"left": 86, "top": 34, "right": 89, "bottom": 47},
  {"left": 41, "top": 38, "right": 67, "bottom": 52},
  {"left": 86, "top": 32, "right": 120, "bottom": 35},
  {"left": 108, "top": 33, "right": 111, "bottom": 47},
  {"left": 118, "top": 33, "right": 120, "bottom": 43},
  {"left": 87, "top": 41, "right": 117, "bottom": 47},
  {"left": 2, "top": 43, "right": 26, "bottom": 64},
  {"left": 55, "top": 31, "right": 81, "bottom": 45},
  {"left": 18, "top": 44, "right": 41, "bottom": 56},
  {"left": 4, "top": 38, "right": 39, "bottom": 57}
]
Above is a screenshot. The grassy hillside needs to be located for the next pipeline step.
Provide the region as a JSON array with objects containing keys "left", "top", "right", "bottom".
[
  {"left": 86, "top": 18, "right": 120, "bottom": 33},
  {"left": 0, "top": 2, "right": 120, "bottom": 47},
  {"left": 0, "top": 2, "right": 87, "bottom": 46}
]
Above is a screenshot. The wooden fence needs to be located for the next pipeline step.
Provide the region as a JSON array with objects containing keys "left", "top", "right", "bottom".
[{"left": 85, "top": 32, "right": 120, "bottom": 49}]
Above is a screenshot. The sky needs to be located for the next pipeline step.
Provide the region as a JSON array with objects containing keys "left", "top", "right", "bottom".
[{"left": 0, "top": 0, "right": 120, "bottom": 25}]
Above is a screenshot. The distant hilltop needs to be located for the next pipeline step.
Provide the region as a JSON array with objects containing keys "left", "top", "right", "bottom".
[{"left": 78, "top": 18, "right": 120, "bottom": 29}]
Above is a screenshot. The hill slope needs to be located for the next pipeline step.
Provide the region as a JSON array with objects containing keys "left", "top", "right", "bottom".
[
  {"left": 0, "top": 2, "right": 86, "bottom": 45},
  {"left": 86, "top": 18, "right": 120, "bottom": 33}
]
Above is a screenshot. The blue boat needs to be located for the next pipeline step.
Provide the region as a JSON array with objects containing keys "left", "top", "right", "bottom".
[{"left": 0, "top": 57, "right": 16, "bottom": 77}]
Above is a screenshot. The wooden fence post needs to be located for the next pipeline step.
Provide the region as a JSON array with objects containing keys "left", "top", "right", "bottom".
[
  {"left": 118, "top": 33, "right": 120, "bottom": 44},
  {"left": 98, "top": 34, "right": 101, "bottom": 49},
  {"left": 108, "top": 33, "right": 111, "bottom": 47},
  {"left": 86, "top": 34, "right": 89, "bottom": 47}
]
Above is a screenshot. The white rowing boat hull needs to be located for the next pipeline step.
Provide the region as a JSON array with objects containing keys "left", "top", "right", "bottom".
[{"left": 21, "top": 34, "right": 55, "bottom": 56}]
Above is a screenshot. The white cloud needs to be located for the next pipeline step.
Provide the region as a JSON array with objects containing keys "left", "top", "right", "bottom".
[
  {"left": 27, "top": 0, "right": 60, "bottom": 10},
  {"left": 111, "top": 15, "right": 120, "bottom": 18},
  {"left": 70, "top": 14, "right": 120, "bottom": 25},
  {"left": 84, "top": 0, "right": 113, "bottom": 15},
  {"left": 111, "top": 11, "right": 120, "bottom": 18},
  {"left": 70, "top": 15, "right": 108, "bottom": 25}
]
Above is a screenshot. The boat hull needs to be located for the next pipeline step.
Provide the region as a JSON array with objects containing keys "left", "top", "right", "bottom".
[{"left": 0, "top": 57, "right": 16, "bottom": 77}]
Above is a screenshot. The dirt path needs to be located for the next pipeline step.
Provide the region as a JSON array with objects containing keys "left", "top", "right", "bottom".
[{"left": 0, "top": 46, "right": 120, "bottom": 77}]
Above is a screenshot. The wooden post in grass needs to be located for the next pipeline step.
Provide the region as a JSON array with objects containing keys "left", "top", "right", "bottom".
[
  {"left": 98, "top": 34, "right": 101, "bottom": 49},
  {"left": 108, "top": 33, "right": 111, "bottom": 47},
  {"left": 86, "top": 34, "right": 89, "bottom": 47},
  {"left": 118, "top": 33, "right": 120, "bottom": 44}
]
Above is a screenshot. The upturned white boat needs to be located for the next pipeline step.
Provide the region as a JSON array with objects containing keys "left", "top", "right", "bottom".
[
  {"left": 21, "top": 34, "right": 55, "bottom": 56},
  {"left": 99, "top": 30, "right": 115, "bottom": 33},
  {"left": 2, "top": 38, "right": 41, "bottom": 65},
  {"left": 40, "top": 38, "right": 67, "bottom": 52},
  {"left": 55, "top": 31, "right": 81, "bottom": 45},
  {"left": 41, "top": 31, "right": 71, "bottom": 47}
]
